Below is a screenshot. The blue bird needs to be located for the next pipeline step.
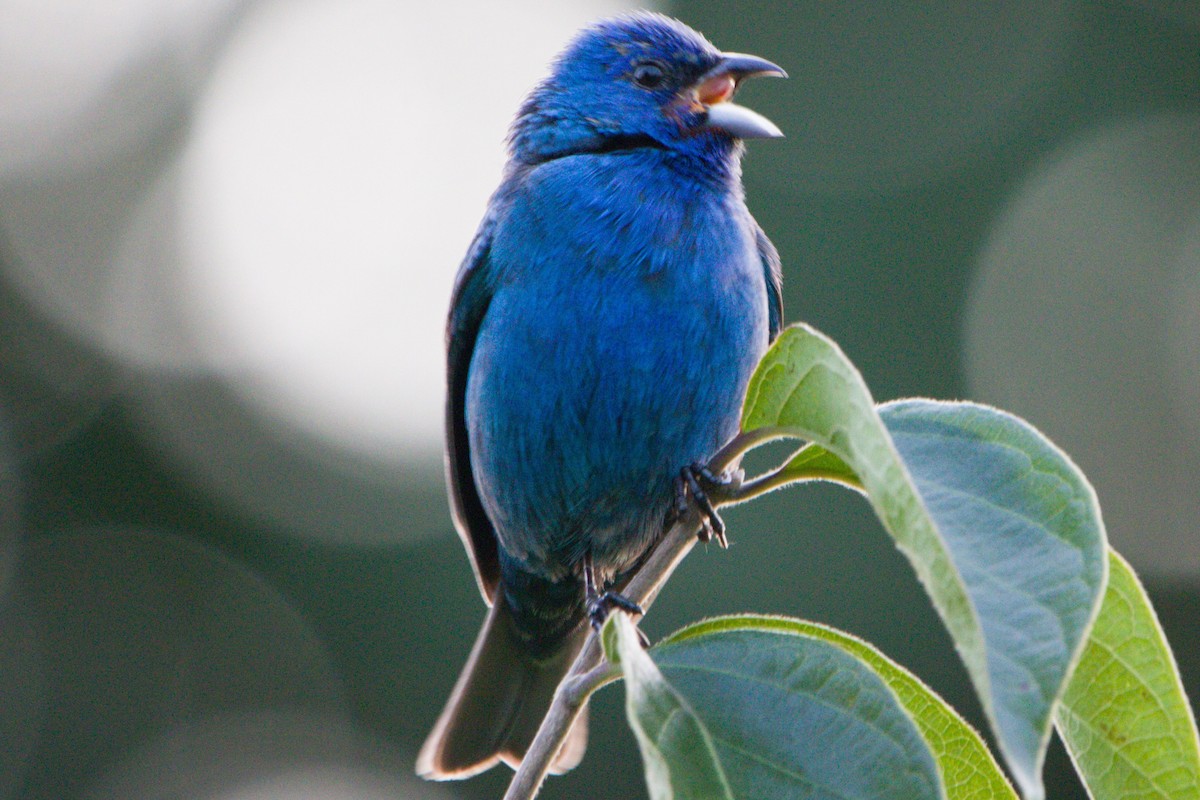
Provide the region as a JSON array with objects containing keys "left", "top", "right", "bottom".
[{"left": 418, "top": 12, "right": 784, "bottom": 779}]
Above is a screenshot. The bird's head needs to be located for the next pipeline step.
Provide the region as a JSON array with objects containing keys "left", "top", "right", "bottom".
[{"left": 509, "top": 13, "right": 785, "bottom": 165}]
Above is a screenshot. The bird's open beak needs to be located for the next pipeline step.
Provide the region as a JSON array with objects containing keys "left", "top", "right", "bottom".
[{"left": 695, "top": 52, "right": 786, "bottom": 139}]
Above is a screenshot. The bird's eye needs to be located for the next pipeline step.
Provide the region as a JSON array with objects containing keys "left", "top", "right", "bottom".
[{"left": 631, "top": 61, "right": 666, "bottom": 89}]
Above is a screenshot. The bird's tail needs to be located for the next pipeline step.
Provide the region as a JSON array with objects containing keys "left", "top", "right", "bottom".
[{"left": 416, "top": 597, "right": 589, "bottom": 779}]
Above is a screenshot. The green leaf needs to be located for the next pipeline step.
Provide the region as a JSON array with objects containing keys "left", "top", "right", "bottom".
[
  {"left": 1055, "top": 549, "right": 1200, "bottom": 799},
  {"left": 607, "top": 611, "right": 945, "bottom": 799},
  {"left": 663, "top": 615, "right": 1018, "bottom": 800},
  {"left": 741, "top": 324, "right": 1108, "bottom": 799},
  {"left": 778, "top": 442, "right": 862, "bottom": 488},
  {"left": 605, "top": 612, "right": 733, "bottom": 800}
]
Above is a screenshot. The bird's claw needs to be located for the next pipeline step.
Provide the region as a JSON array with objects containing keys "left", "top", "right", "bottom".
[
  {"left": 587, "top": 590, "right": 645, "bottom": 634},
  {"left": 674, "top": 463, "right": 734, "bottom": 548},
  {"left": 582, "top": 554, "right": 645, "bottom": 641}
]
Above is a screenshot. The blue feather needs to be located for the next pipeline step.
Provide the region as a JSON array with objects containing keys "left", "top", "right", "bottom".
[{"left": 420, "top": 11, "right": 785, "bottom": 780}]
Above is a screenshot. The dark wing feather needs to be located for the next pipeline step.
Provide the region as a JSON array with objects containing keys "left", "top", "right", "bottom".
[
  {"left": 445, "top": 214, "right": 501, "bottom": 603},
  {"left": 756, "top": 223, "right": 784, "bottom": 341}
]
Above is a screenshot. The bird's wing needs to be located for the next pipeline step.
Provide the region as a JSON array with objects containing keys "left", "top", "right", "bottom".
[
  {"left": 756, "top": 222, "right": 784, "bottom": 341},
  {"left": 445, "top": 212, "right": 502, "bottom": 604}
]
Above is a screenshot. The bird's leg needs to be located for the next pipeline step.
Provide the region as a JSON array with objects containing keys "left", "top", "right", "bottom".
[
  {"left": 583, "top": 554, "right": 644, "bottom": 634},
  {"left": 675, "top": 462, "right": 735, "bottom": 548}
]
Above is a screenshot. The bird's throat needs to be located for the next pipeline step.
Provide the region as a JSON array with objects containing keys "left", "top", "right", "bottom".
[{"left": 539, "top": 132, "right": 668, "bottom": 162}]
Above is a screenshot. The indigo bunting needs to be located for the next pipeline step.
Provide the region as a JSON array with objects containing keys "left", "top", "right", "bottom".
[{"left": 418, "top": 12, "right": 784, "bottom": 779}]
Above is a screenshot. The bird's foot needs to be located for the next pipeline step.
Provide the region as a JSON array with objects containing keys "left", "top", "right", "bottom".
[
  {"left": 582, "top": 554, "right": 646, "bottom": 643},
  {"left": 587, "top": 590, "right": 645, "bottom": 633},
  {"left": 673, "top": 462, "right": 739, "bottom": 548}
]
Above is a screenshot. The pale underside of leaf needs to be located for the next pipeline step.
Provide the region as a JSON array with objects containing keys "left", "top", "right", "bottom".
[
  {"left": 611, "top": 611, "right": 945, "bottom": 800},
  {"left": 663, "top": 615, "right": 1017, "bottom": 800},
  {"left": 738, "top": 324, "right": 1109, "bottom": 799}
]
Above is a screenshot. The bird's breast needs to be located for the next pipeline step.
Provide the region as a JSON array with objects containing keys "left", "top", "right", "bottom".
[{"left": 467, "top": 153, "right": 769, "bottom": 580}]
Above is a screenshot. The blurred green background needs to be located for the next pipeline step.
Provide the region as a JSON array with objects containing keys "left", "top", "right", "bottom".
[{"left": 1, "top": 1, "right": 1197, "bottom": 798}]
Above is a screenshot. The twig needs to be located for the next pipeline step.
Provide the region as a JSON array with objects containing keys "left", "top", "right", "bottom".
[
  {"left": 502, "top": 512, "right": 703, "bottom": 800},
  {"left": 501, "top": 429, "right": 810, "bottom": 800}
]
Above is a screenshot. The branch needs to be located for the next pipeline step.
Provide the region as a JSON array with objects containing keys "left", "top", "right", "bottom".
[
  {"left": 501, "top": 429, "right": 811, "bottom": 799},
  {"left": 711, "top": 428, "right": 864, "bottom": 505},
  {"left": 502, "top": 510, "right": 705, "bottom": 800}
]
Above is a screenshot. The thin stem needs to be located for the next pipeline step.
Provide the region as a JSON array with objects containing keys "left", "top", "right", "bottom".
[
  {"left": 564, "top": 659, "right": 622, "bottom": 703},
  {"left": 725, "top": 462, "right": 864, "bottom": 506},
  {"left": 503, "top": 427, "right": 837, "bottom": 799},
  {"left": 502, "top": 512, "right": 703, "bottom": 800},
  {"left": 709, "top": 428, "right": 866, "bottom": 506},
  {"left": 707, "top": 425, "right": 794, "bottom": 475}
]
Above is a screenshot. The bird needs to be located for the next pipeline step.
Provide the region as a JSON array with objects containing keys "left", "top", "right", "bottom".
[{"left": 417, "top": 12, "right": 785, "bottom": 780}]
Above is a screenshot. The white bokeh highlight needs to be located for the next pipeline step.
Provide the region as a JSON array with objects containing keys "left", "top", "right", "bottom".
[
  {"left": 1168, "top": 217, "right": 1200, "bottom": 452},
  {"left": 177, "top": 0, "right": 644, "bottom": 462},
  {"left": 965, "top": 112, "right": 1200, "bottom": 578},
  {"left": 0, "top": 0, "right": 244, "bottom": 177},
  {"left": 1, "top": 0, "right": 647, "bottom": 468}
]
